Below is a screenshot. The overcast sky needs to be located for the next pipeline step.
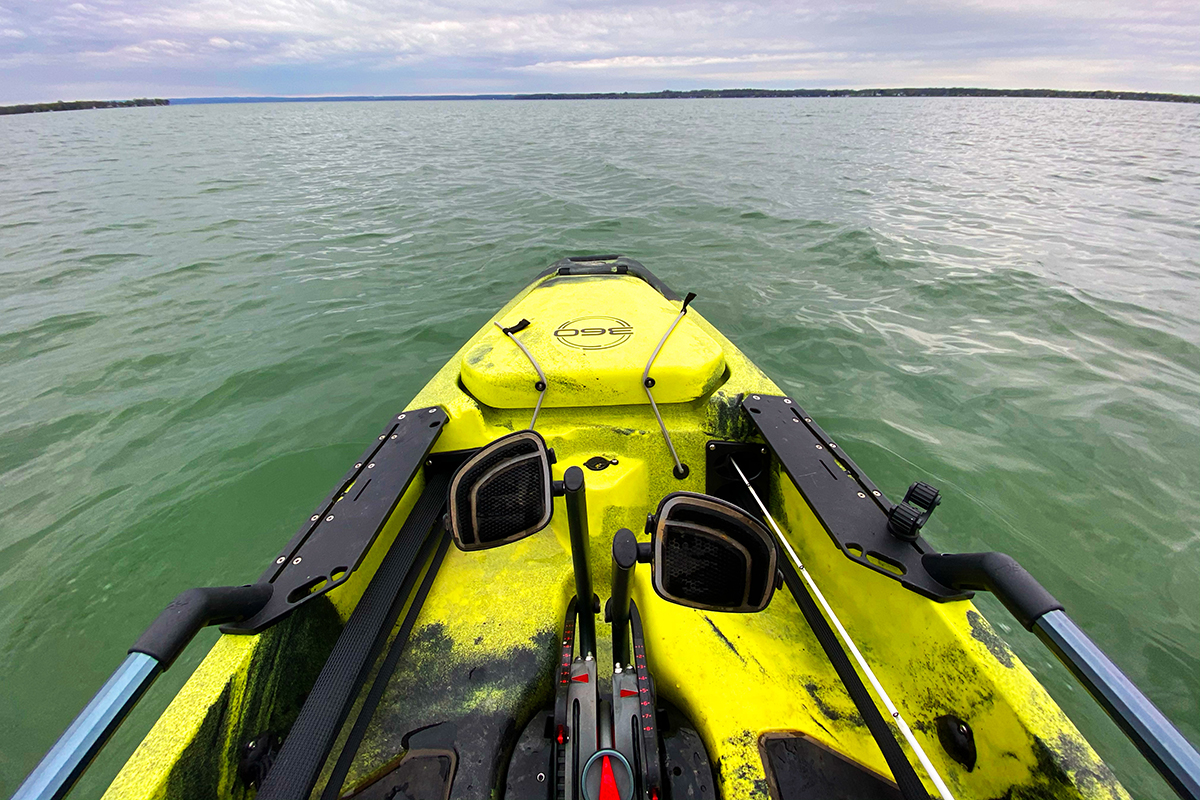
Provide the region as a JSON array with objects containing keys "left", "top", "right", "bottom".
[{"left": 1, "top": 0, "right": 1197, "bottom": 103}]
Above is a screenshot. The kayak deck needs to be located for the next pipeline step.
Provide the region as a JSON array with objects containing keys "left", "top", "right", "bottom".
[{"left": 103, "top": 259, "right": 1128, "bottom": 800}]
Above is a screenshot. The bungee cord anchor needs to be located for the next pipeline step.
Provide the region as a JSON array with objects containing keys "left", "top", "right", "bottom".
[{"left": 643, "top": 292, "right": 696, "bottom": 479}]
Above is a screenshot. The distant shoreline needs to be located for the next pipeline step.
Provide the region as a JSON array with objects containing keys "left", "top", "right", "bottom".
[
  {"left": 0, "top": 98, "right": 169, "bottom": 116},
  {"left": 168, "top": 87, "right": 1200, "bottom": 105},
  {"left": 3, "top": 88, "right": 1197, "bottom": 115}
]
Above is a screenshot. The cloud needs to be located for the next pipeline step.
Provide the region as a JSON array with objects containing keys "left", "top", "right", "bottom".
[{"left": 1, "top": 0, "right": 1197, "bottom": 102}]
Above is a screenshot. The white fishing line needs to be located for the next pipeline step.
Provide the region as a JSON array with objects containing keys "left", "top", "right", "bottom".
[{"left": 732, "top": 459, "right": 956, "bottom": 800}]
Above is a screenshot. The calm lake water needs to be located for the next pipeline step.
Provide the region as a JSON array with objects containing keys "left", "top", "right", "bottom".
[{"left": 1, "top": 98, "right": 1197, "bottom": 797}]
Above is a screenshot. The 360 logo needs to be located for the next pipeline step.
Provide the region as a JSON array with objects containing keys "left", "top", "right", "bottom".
[{"left": 553, "top": 316, "right": 634, "bottom": 350}]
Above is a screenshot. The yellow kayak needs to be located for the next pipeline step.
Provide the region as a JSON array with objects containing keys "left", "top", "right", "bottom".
[{"left": 15, "top": 256, "right": 1199, "bottom": 800}]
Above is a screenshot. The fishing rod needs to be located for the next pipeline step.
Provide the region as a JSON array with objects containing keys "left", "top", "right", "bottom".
[{"left": 732, "top": 458, "right": 957, "bottom": 800}]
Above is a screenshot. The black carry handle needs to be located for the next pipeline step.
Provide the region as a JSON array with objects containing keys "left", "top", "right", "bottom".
[
  {"left": 130, "top": 584, "right": 273, "bottom": 667},
  {"left": 13, "top": 584, "right": 271, "bottom": 800},
  {"left": 922, "top": 552, "right": 1061, "bottom": 630},
  {"left": 925, "top": 552, "right": 1200, "bottom": 800}
]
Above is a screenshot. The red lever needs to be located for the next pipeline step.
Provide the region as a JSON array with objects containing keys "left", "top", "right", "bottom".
[{"left": 599, "top": 755, "right": 619, "bottom": 800}]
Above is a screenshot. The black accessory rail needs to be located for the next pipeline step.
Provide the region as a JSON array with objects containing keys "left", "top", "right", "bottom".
[
  {"left": 256, "top": 470, "right": 450, "bottom": 800},
  {"left": 925, "top": 553, "right": 1200, "bottom": 800},
  {"left": 225, "top": 406, "right": 448, "bottom": 633},
  {"left": 741, "top": 394, "right": 967, "bottom": 601},
  {"left": 776, "top": 552, "right": 931, "bottom": 800}
]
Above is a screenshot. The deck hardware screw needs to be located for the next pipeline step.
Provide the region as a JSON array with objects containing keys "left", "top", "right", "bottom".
[
  {"left": 355, "top": 463, "right": 362, "bottom": 468},
  {"left": 784, "top": 398, "right": 792, "bottom": 404},
  {"left": 426, "top": 459, "right": 433, "bottom": 466},
  {"left": 815, "top": 444, "right": 824, "bottom": 450},
  {"left": 428, "top": 408, "right": 436, "bottom": 413},
  {"left": 311, "top": 514, "right": 320, "bottom": 521},
  {"left": 367, "top": 463, "right": 375, "bottom": 469},
  {"left": 752, "top": 394, "right": 760, "bottom": 400},
  {"left": 378, "top": 435, "right": 385, "bottom": 440},
  {"left": 292, "top": 557, "right": 302, "bottom": 565},
  {"left": 873, "top": 490, "right": 881, "bottom": 496},
  {"left": 276, "top": 556, "right": 286, "bottom": 564},
  {"left": 804, "top": 417, "right": 811, "bottom": 422},
  {"left": 708, "top": 444, "right": 716, "bottom": 451},
  {"left": 791, "top": 418, "right": 799, "bottom": 423},
  {"left": 761, "top": 447, "right": 767, "bottom": 454},
  {"left": 830, "top": 443, "right": 837, "bottom": 448},
  {"left": 858, "top": 492, "right": 866, "bottom": 498},
  {"left": 391, "top": 434, "right": 397, "bottom": 439},
  {"left": 959, "top": 723, "right": 968, "bottom": 735},
  {"left": 326, "top": 515, "right": 335, "bottom": 522},
  {"left": 399, "top": 414, "right": 406, "bottom": 419},
  {"left": 537, "top": 773, "right": 546, "bottom": 783}
]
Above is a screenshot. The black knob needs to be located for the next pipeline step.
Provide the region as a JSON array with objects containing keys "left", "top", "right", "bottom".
[
  {"left": 887, "top": 503, "right": 922, "bottom": 541},
  {"left": 903, "top": 481, "right": 941, "bottom": 512}
]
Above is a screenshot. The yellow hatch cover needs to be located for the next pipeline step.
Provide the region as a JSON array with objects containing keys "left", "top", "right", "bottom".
[{"left": 461, "top": 275, "right": 726, "bottom": 408}]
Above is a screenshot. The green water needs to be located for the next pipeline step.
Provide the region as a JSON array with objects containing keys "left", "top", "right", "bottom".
[{"left": 1, "top": 98, "right": 1197, "bottom": 798}]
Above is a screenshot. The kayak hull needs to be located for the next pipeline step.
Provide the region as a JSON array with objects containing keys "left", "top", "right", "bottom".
[{"left": 104, "top": 258, "right": 1127, "bottom": 800}]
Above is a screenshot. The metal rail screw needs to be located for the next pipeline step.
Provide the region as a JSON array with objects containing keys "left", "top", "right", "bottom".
[
  {"left": 830, "top": 443, "right": 837, "bottom": 448},
  {"left": 292, "top": 557, "right": 302, "bottom": 565},
  {"left": 752, "top": 394, "right": 760, "bottom": 400},
  {"left": 815, "top": 444, "right": 824, "bottom": 450},
  {"left": 708, "top": 444, "right": 716, "bottom": 450},
  {"left": 858, "top": 492, "right": 866, "bottom": 498},
  {"left": 378, "top": 435, "right": 385, "bottom": 440},
  {"left": 391, "top": 434, "right": 397, "bottom": 439},
  {"left": 873, "top": 490, "right": 881, "bottom": 496},
  {"left": 326, "top": 515, "right": 335, "bottom": 521},
  {"left": 367, "top": 463, "right": 375, "bottom": 469},
  {"left": 276, "top": 557, "right": 286, "bottom": 564},
  {"left": 784, "top": 398, "right": 792, "bottom": 404},
  {"left": 804, "top": 417, "right": 812, "bottom": 422},
  {"left": 355, "top": 463, "right": 362, "bottom": 468},
  {"left": 311, "top": 514, "right": 319, "bottom": 521},
  {"left": 428, "top": 408, "right": 436, "bottom": 413},
  {"left": 398, "top": 414, "right": 406, "bottom": 419}
]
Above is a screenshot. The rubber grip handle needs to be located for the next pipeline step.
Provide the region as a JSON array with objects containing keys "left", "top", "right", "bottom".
[
  {"left": 130, "top": 584, "right": 272, "bottom": 668},
  {"left": 923, "top": 552, "right": 1062, "bottom": 630}
]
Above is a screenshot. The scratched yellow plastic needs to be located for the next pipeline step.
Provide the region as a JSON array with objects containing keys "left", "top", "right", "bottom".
[{"left": 105, "top": 268, "right": 1127, "bottom": 800}]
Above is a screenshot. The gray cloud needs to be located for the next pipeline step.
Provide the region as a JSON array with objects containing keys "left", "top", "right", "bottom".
[{"left": 1, "top": 0, "right": 1197, "bottom": 102}]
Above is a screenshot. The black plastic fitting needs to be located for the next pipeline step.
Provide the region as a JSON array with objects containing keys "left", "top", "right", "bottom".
[
  {"left": 922, "top": 552, "right": 1063, "bottom": 630},
  {"left": 130, "top": 583, "right": 273, "bottom": 668},
  {"left": 887, "top": 503, "right": 923, "bottom": 540}
]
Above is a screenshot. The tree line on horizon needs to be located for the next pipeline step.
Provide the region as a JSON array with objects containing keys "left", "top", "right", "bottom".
[
  {"left": 0, "top": 98, "right": 169, "bottom": 116},
  {"left": 515, "top": 87, "right": 1200, "bottom": 103}
]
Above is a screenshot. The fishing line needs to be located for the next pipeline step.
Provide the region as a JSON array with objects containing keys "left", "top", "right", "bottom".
[
  {"left": 732, "top": 458, "right": 956, "bottom": 800},
  {"left": 495, "top": 319, "right": 546, "bottom": 430},
  {"left": 642, "top": 292, "right": 696, "bottom": 478}
]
